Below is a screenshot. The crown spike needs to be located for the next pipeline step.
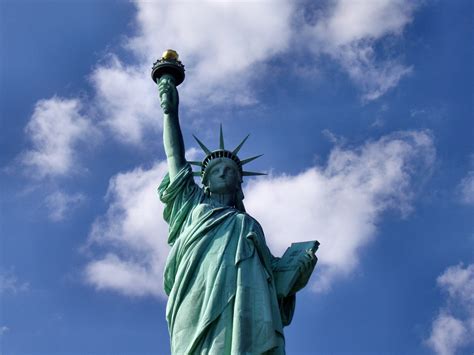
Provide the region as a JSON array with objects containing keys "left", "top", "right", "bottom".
[
  {"left": 219, "top": 124, "right": 225, "bottom": 150},
  {"left": 193, "top": 135, "right": 212, "bottom": 155},
  {"left": 240, "top": 154, "right": 263, "bottom": 166},
  {"left": 232, "top": 134, "right": 250, "bottom": 155},
  {"left": 242, "top": 171, "right": 267, "bottom": 177}
]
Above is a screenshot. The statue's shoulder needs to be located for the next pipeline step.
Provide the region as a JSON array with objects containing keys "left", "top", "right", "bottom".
[{"left": 237, "top": 211, "right": 265, "bottom": 234}]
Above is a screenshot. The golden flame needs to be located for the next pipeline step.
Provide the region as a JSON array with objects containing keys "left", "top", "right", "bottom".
[{"left": 162, "top": 49, "right": 179, "bottom": 61}]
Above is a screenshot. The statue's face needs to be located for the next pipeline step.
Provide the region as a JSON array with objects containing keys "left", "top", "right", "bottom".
[{"left": 207, "top": 159, "right": 240, "bottom": 194}]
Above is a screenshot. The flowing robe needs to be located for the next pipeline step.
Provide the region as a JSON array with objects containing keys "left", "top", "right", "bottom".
[{"left": 159, "top": 165, "right": 295, "bottom": 354}]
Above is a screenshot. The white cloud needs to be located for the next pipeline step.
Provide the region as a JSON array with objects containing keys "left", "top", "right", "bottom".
[
  {"left": 334, "top": 47, "right": 412, "bottom": 101},
  {"left": 86, "top": 0, "right": 295, "bottom": 144},
  {"left": 21, "top": 97, "right": 96, "bottom": 178},
  {"left": 427, "top": 313, "right": 468, "bottom": 355},
  {"left": 86, "top": 254, "right": 164, "bottom": 298},
  {"left": 305, "top": 0, "right": 416, "bottom": 100},
  {"left": 312, "top": 0, "right": 415, "bottom": 46},
  {"left": 458, "top": 171, "right": 474, "bottom": 205},
  {"left": 127, "top": 0, "right": 294, "bottom": 105},
  {"left": 426, "top": 263, "right": 474, "bottom": 355},
  {"left": 85, "top": 132, "right": 434, "bottom": 297},
  {"left": 23, "top": 2, "right": 419, "bottom": 148},
  {"left": 90, "top": 57, "right": 162, "bottom": 145},
  {"left": 85, "top": 148, "right": 199, "bottom": 297},
  {"left": 0, "top": 270, "right": 29, "bottom": 294},
  {"left": 89, "top": 0, "right": 418, "bottom": 143},
  {"left": 84, "top": 160, "right": 170, "bottom": 297},
  {"left": 130, "top": 0, "right": 417, "bottom": 104},
  {"left": 438, "top": 263, "right": 474, "bottom": 304},
  {"left": 245, "top": 130, "right": 435, "bottom": 290},
  {"left": 45, "top": 190, "right": 86, "bottom": 222}
]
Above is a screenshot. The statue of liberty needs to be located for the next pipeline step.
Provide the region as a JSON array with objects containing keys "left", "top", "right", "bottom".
[{"left": 153, "top": 50, "right": 318, "bottom": 354}]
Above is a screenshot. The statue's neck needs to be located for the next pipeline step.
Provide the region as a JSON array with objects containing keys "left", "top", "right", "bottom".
[{"left": 210, "top": 192, "right": 235, "bottom": 207}]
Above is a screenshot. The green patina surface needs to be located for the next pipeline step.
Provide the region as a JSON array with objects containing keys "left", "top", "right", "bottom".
[{"left": 154, "top": 54, "right": 317, "bottom": 354}]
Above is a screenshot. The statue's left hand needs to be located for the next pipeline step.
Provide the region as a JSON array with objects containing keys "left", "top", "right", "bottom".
[
  {"left": 291, "top": 250, "right": 317, "bottom": 294},
  {"left": 299, "top": 250, "right": 316, "bottom": 275}
]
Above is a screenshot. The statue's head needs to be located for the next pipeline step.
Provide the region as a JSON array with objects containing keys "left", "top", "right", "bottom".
[
  {"left": 190, "top": 125, "right": 265, "bottom": 211},
  {"left": 203, "top": 157, "right": 242, "bottom": 194}
]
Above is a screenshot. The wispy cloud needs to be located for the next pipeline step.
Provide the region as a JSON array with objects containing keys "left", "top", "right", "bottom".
[
  {"left": 426, "top": 263, "right": 474, "bottom": 355},
  {"left": 84, "top": 160, "right": 171, "bottom": 298},
  {"left": 90, "top": 57, "right": 162, "bottom": 145},
  {"left": 17, "top": 97, "right": 97, "bottom": 221},
  {"left": 85, "top": 131, "right": 434, "bottom": 297},
  {"left": 21, "top": 97, "right": 97, "bottom": 178},
  {"left": 0, "top": 270, "right": 29, "bottom": 294},
  {"left": 45, "top": 190, "right": 86, "bottom": 222},
  {"left": 304, "top": 0, "right": 417, "bottom": 101}
]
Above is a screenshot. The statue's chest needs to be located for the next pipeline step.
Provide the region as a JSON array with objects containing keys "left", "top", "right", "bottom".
[{"left": 190, "top": 203, "right": 215, "bottom": 222}]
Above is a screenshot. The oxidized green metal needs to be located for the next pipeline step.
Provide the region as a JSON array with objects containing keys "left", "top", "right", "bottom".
[{"left": 153, "top": 50, "right": 318, "bottom": 355}]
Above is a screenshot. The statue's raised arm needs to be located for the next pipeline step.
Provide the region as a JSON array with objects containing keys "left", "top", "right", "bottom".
[
  {"left": 158, "top": 75, "right": 185, "bottom": 181},
  {"left": 153, "top": 50, "right": 187, "bottom": 182}
]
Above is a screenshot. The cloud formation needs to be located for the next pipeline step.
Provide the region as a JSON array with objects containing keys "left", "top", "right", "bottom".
[
  {"left": 245, "top": 130, "right": 434, "bottom": 290},
  {"left": 85, "top": 0, "right": 419, "bottom": 143},
  {"left": 84, "top": 160, "right": 170, "bottom": 297},
  {"left": 90, "top": 57, "right": 162, "bottom": 145},
  {"left": 0, "top": 270, "right": 29, "bottom": 294},
  {"left": 85, "top": 130, "right": 434, "bottom": 297},
  {"left": 45, "top": 190, "right": 86, "bottom": 222},
  {"left": 127, "top": 1, "right": 294, "bottom": 105},
  {"left": 18, "top": 97, "right": 97, "bottom": 221},
  {"left": 21, "top": 97, "right": 96, "bottom": 178},
  {"left": 305, "top": 0, "right": 416, "bottom": 100},
  {"left": 19, "top": 1, "right": 419, "bottom": 150},
  {"left": 426, "top": 263, "right": 474, "bottom": 355}
]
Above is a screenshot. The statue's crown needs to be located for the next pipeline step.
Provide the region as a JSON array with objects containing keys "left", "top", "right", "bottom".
[{"left": 189, "top": 125, "right": 265, "bottom": 181}]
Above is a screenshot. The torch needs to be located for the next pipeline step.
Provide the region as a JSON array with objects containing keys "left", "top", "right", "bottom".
[{"left": 152, "top": 50, "right": 185, "bottom": 114}]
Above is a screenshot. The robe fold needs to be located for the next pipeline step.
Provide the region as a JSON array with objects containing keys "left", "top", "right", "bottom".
[{"left": 159, "top": 165, "right": 294, "bottom": 354}]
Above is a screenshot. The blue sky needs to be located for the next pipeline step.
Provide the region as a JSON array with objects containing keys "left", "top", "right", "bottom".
[{"left": 1, "top": 1, "right": 473, "bottom": 354}]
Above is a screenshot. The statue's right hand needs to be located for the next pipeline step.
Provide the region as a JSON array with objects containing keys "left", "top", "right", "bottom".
[{"left": 158, "top": 75, "right": 179, "bottom": 115}]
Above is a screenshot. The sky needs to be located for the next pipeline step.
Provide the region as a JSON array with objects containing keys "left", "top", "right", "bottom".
[{"left": 0, "top": 0, "right": 473, "bottom": 354}]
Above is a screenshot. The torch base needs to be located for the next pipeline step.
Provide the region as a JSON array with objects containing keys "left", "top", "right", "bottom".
[{"left": 151, "top": 61, "right": 185, "bottom": 86}]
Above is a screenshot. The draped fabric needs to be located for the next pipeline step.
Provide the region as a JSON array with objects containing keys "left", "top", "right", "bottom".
[{"left": 159, "top": 165, "right": 294, "bottom": 354}]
